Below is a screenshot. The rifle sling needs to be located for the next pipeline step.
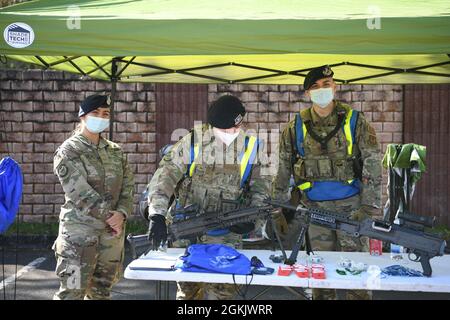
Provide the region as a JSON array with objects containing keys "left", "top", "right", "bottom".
[{"left": 303, "top": 112, "right": 345, "bottom": 152}]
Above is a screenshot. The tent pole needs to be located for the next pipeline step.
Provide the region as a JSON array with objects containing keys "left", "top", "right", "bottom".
[{"left": 109, "top": 58, "right": 119, "bottom": 140}]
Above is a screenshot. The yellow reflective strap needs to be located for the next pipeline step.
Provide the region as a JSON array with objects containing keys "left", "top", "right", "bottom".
[
  {"left": 302, "top": 122, "right": 307, "bottom": 139},
  {"left": 298, "top": 182, "right": 312, "bottom": 190},
  {"left": 347, "top": 179, "right": 354, "bottom": 184},
  {"left": 240, "top": 136, "right": 257, "bottom": 181},
  {"left": 344, "top": 109, "right": 354, "bottom": 155},
  {"left": 189, "top": 143, "right": 200, "bottom": 177}
]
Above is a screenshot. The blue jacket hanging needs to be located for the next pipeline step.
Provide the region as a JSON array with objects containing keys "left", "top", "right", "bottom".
[
  {"left": 178, "top": 244, "right": 251, "bottom": 275},
  {"left": 0, "top": 157, "right": 23, "bottom": 234}
]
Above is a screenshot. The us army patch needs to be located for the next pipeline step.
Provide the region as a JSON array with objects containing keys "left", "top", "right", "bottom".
[{"left": 57, "top": 164, "right": 68, "bottom": 178}]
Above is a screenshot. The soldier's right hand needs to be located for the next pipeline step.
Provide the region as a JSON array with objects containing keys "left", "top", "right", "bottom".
[{"left": 147, "top": 214, "right": 168, "bottom": 250}]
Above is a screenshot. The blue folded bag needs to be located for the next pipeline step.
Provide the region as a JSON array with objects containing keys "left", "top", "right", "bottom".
[
  {"left": 0, "top": 157, "right": 23, "bottom": 234},
  {"left": 179, "top": 244, "right": 251, "bottom": 275}
]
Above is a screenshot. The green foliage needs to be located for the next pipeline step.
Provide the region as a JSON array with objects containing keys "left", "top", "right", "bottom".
[
  {"left": 429, "top": 224, "right": 450, "bottom": 241},
  {"left": 4, "top": 222, "right": 59, "bottom": 236},
  {"left": 124, "top": 219, "right": 148, "bottom": 235}
]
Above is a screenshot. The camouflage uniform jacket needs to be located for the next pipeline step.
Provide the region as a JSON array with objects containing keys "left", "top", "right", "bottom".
[
  {"left": 147, "top": 124, "right": 271, "bottom": 218},
  {"left": 54, "top": 133, "right": 134, "bottom": 229},
  {"left": 272, "top": 101, "right": 382, "bottom": 209}
]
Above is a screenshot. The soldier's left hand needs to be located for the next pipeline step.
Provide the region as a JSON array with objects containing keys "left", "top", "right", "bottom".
[{"left": 106, "top": 211, "right": 126, "bottom": 236}]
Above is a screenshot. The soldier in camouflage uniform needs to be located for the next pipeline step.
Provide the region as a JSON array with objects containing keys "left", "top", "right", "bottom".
[
  {"left": 272, "top": 66, "right": 382, "bottom": 300},
  {"left": 146, "top": 95, "right": 270, "bottom": 300},
  {"left": 52, "top": 94, "right": 134, "bottom": 300}
]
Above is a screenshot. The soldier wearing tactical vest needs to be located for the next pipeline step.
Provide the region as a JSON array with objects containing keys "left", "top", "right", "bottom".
[
  {"left": 272, "top": 65, "right": 382, "bottom": 300},
  {"left": 146, "top": 95, "right": 270, "bottom": 300}
]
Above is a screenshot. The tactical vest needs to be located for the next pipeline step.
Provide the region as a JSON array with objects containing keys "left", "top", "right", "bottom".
[
  {"left": 186, "top": 132, "right": 260, "bottom": 189},
  {"left": 292, "top": 104, "right": 361, "bottom": 201},
  {"left": 180, "top": 132, "right": 260, "bottom": 236}
]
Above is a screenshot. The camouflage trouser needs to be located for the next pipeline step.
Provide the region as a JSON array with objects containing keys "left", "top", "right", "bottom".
[
  {"left": 299, "top": 195, "right": 371, "bottom": 300},
  {"left": 52, "top": 222, "right": 125, "bottom": 300},
  {"left": 173, "top": 233, "right": 242, "bottom": 300}
]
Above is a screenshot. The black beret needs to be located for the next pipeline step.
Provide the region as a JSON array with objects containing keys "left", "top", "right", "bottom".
[
  {"left": 207, "top": 95, "right": 246, "bottom": 129},
  {"left": 78, "top": 94, "right": 111, "bottom": 117},
  {"left": 303, "top": 65, "right": 334, "bottom": 91}
]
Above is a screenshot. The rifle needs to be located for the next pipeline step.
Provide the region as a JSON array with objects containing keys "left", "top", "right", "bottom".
[
  {"left": 126, "top": 233, "right": 151, "bottom": 259},
  {"left": 265, "top": 199, "right": 448, "bottom": 277},
  {"left": 127, "top": 197, "right": 286, "bottom": 259}
]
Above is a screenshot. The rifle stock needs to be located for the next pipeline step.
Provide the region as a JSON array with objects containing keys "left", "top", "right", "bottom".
[{"left": 127, "top": 234, "right": 151, "bottom": 259}]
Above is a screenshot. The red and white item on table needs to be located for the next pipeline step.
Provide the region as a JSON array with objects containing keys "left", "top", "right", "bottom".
[
  {"left": 370, "top": 239, "right": 383, "bottom": 256},
  {"left": 293, "top": 264, "right": 309, "bottom": 278},
  {"left": 277, "top": 265, "right": 293, "bottom": 276},
  {"left": 310, "top": 263, "right": 326, "bottom": 279},
  {"left": 277, "top": 263, "right": 327, "bottom": 279}
]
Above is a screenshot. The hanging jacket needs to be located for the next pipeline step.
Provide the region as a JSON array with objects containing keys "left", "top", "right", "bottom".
[{"left": 0, "top": 157, "right": 23, "bottom": 234}]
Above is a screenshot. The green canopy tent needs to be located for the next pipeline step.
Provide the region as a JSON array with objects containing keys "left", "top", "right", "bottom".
[{"left": 1, "top": 0, "right": 450, "bottom": 138}]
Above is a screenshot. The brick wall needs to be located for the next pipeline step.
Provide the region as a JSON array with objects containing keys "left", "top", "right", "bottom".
[
  {"left": 0, "top": 69, "right": 403, "bottom": 223},
  {"left": 0, "top": 69, "right": 156, "bottom": 223}
]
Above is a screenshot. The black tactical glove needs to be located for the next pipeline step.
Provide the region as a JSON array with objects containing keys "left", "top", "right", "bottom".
[{"left": 147, "top": 214, "right": 168, "bottom": 250}]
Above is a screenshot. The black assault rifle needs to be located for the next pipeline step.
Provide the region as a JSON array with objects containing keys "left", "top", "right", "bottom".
[
  {"left": 127, "top": 197, "right": 285, "bottom": 259},
  {"left": 265, "top": 199, "right": 448, "bottom": 277}
]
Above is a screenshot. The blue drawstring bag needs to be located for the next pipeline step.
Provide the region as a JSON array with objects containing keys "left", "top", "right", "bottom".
[
  {"left": 0, "top": 157, "right": 23, "bottom": 234},
  {"left": 178, "top": 244, "right": 251, "bottom": 275}
]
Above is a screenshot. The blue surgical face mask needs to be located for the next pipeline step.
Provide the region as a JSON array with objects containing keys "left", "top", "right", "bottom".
[
  {"left": 85, "top": 116, "right": 110, "bottom": 133},
  {"left": 309, "top": 87, "right": 334, "bottom": 108}
]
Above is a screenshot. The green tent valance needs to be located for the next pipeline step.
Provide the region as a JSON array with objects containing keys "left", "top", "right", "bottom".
[{"left": 1, "top": 0, "right": 450, "bottom": 84}]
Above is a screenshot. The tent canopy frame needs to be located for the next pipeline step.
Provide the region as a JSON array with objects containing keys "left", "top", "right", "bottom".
[{"left": 16, "top": 54, "right": 450, "bottom": 84}]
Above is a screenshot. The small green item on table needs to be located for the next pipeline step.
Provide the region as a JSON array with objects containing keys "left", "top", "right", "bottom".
[
  {"left": 336, "top": 268, "right": 347, "bottom": 275},
  {"left": 345, "top": 268, "right": 363, "bottom": 275}
]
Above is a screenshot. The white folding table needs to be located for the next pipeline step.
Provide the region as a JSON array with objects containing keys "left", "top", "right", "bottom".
[{"left": 124, "top": 248, "right": 450, "bottom": 299}]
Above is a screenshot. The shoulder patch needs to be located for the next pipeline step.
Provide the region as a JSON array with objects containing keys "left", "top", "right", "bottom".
[
  {"left": 53, "top": 152, "right": 63, "bottom": 171},
  {"left": 57, "top": 164, "right": 69, "bottom": 178},
  {"left": 106, "top": 139, "right": 121, "bottom": 150},
  {"left": 163, "top": 151, "right": 173, "bottom": 161}
]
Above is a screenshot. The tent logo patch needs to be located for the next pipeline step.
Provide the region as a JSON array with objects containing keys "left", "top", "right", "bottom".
[{"left": 4, "top": 22, "right": 34, "bottom": 48}]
